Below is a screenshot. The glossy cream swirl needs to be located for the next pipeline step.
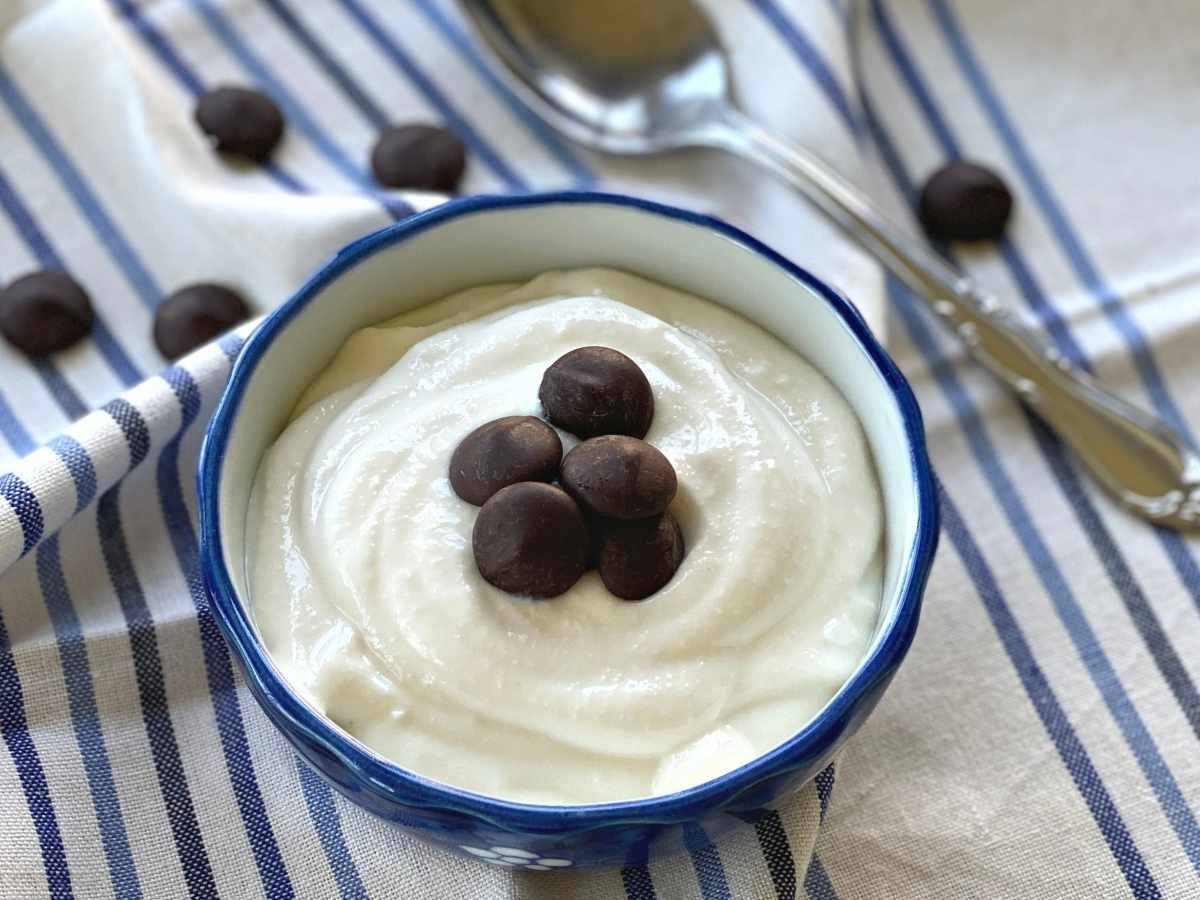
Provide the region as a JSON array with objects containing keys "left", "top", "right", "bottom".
[{"left": 247, "top": 269, "right": 882, "bottom": 804}]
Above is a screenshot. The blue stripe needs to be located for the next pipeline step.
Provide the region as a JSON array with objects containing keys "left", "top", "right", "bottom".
[
  {"left": 103, "top": 398, "right": 151, "bottom": 468},
  {"left": 741, "top": 809, "right": 797, "bottom": 900},
  {"left": 333, "top": 0, "right": 527, "bottom": 189},
  {"left": 1149, "top": 523, "right": 1200, "bottom": 619},
  {"left": 29, "top": 360, "right": 88, "bottom": 421},
  {"left": 0, "top": 66, "right": 161, "bottom": 311},
  {"left": 0, "top": 162, "right": 58, "bottom": 261},
  {"left": 408, "top": 0, "right": 594, "bottom": 184},
  {"left": 926, "top": 0, "right": 1195, "bottom": 444},
  {"left": 803, "top": 854, "right": 837, "bottom": 900},
  {"left": 37, "top": 536, "right": 144, "bottom": 900},
  {"left": 869, "top": 0, "right": 1200, "bottom": 804},
  {"left": 0, "top": 388, "right": 35, "bottom": 455},
  {"left": 296, "top": 760, "right": 368, "bottom": 900},
  {"left": 683, "top": 824, "right": 732, "bottom": 900},
  {"left": 744, "top": 0, "right": 862, "bottom": 138},
  {"left": 938, "top": 486, "right": 1162, "bottom": 897},
  {"left": 156, "top": 366, "right": 295, "bottom": 900},
  {"left": 109, "top": 0, "right": 203, "bottom": 93},
  {"left": 48, "top": 436, "right": 98, "bottom": 513},
  {"left": 218, "top": 332, "right": 247, "bottom": 362},
  {"left": 991, "top": 239, "right": 1090, "bottom": 369},
  {"left": 620, "top": 864, "right": 658, "bottom": 900},
  {"left": 0, "top": 609, "right": 74, "bottom": 899},
  {"left": 97, "top": 482, "right": 218, "bottom": 900},
  {"left": 258, "top": 0, "right": 389, "bottom": 129},
  {"left": 814, "top": 764, "right": 834, "bottom": 820},
  {"left": 0, "top": 472, "right": 43, "bottom": 555},
  {"left": 868, "top": 1, "right": 955, "bottom": 149}
]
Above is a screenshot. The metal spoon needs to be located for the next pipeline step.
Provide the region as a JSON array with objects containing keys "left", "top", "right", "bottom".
[{"left": 458, "top": 0, "right": 1200, "bottom": 531}]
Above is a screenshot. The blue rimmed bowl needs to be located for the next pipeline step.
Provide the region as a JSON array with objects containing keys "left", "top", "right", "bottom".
[{"left": 198, "top": 191, "right": 938, "bottom": 870}]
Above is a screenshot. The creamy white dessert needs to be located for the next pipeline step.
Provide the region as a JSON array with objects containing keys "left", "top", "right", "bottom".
[{"left": 247, "top": 268, "right": 883, "bottom": 805}]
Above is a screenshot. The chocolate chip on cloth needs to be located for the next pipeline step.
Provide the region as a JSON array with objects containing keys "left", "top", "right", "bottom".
[
  {"left": 450, "top": 416, "right": 563, "bottom": 505},
  {"left": 195, "top": 86, "right": 285, "bottom": 163},
  {"left": 154, "top": 283, "right": 250, "bottom": 359},
  {"left": 561, "top": 435, "right": 677, "bottom": 520},
  {"left": 371, "top": 124, "right": 467, "bottom": 192},
  {"left": 598, "top": 512, "right": 685, "bottom": 601},
  {"left": 473, "top": 482, "right": 590, "bottom": 597},
  {"left": 0, "top": 271, "right": 94, "bottom": 357},
  {"left": 539, "top": 346, "right": 654, "bottom": 439},
  {"left": 917, "top": 160, "right": 1014, "bottom": 242}
]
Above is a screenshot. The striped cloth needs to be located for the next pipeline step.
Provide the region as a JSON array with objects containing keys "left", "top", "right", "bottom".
[{"left": 1, "top": 0, "right": 1197, "bottom": 897}]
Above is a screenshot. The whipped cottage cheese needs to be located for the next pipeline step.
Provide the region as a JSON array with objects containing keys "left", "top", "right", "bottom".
[{"left": 247, "top": 269, "right": 883, "bottom": 804}]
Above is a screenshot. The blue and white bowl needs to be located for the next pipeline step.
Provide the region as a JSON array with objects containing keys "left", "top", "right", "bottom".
[{"left": 198, "top": 192, "right": 938, "bottom": 869}]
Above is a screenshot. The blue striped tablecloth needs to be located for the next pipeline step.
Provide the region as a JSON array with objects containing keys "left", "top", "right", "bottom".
[{"left": 1, "top": 1, "right": 1198, "bottom": 897}]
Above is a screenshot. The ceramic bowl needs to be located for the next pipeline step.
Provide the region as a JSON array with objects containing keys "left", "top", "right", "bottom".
[{"left": 198, "top": 191, "right": 938, "bottom": 869}]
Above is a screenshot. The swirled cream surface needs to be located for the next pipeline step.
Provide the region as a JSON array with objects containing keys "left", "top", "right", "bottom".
[{"left": 247, "top": 269, "right": 882, "bottom": 804}]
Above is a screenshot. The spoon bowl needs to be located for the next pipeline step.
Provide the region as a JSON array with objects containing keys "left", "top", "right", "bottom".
[{"left": 461, "top": 0, "right": 732, "bottom": 153}]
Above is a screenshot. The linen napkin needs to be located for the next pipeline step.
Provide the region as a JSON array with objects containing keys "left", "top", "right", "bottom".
[{"left": 3, "top": 0, "right": 1200, "bottom": 898}]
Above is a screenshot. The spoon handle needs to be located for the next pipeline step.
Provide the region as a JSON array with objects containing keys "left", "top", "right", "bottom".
[{"left": 707, "top": 106, "right": 1200, "bottom": 530}]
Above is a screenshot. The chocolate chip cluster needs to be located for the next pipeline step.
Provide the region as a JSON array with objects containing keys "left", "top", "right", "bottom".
[{"left": 449, "top": 347, "right": 685, "bottom": 601}]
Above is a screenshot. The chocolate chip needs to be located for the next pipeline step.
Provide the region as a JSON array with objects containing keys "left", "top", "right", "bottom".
[
  {"left": 539, "top": 347, "right": 654, "bottom": 439},
  {"left": 0, "top": 271, "right": 93, "bottom": 357},
  {"left": 917, "top": 160, "right": 1013, "bottom": 241},
  {"left": 580, "top": 506, "right": 606, "bottom": 569},
  {"left": 598, "top": 512, "right": 685, "bottom": 601},
  {"left": 195, "top": 86, "right": 285, "bottom": 163},
  {"left": 561, "top": 435, "right": 676, "bottom": 520},
  {"left": 450, "top": 416, "right": 563, "bottom": 506},
  {"left": 154, "top": 283, "right": 250, "bottom": 359},
  {"left": 473, "top": 482, "right": 590, "bottom": 598},
  {"left": 370, "top": 124, "right": 466, "bottom": 191}
]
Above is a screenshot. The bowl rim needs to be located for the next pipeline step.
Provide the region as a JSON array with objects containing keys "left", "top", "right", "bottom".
[{"left": 198, "top": 190, "right": 939, "bottom": 831}]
